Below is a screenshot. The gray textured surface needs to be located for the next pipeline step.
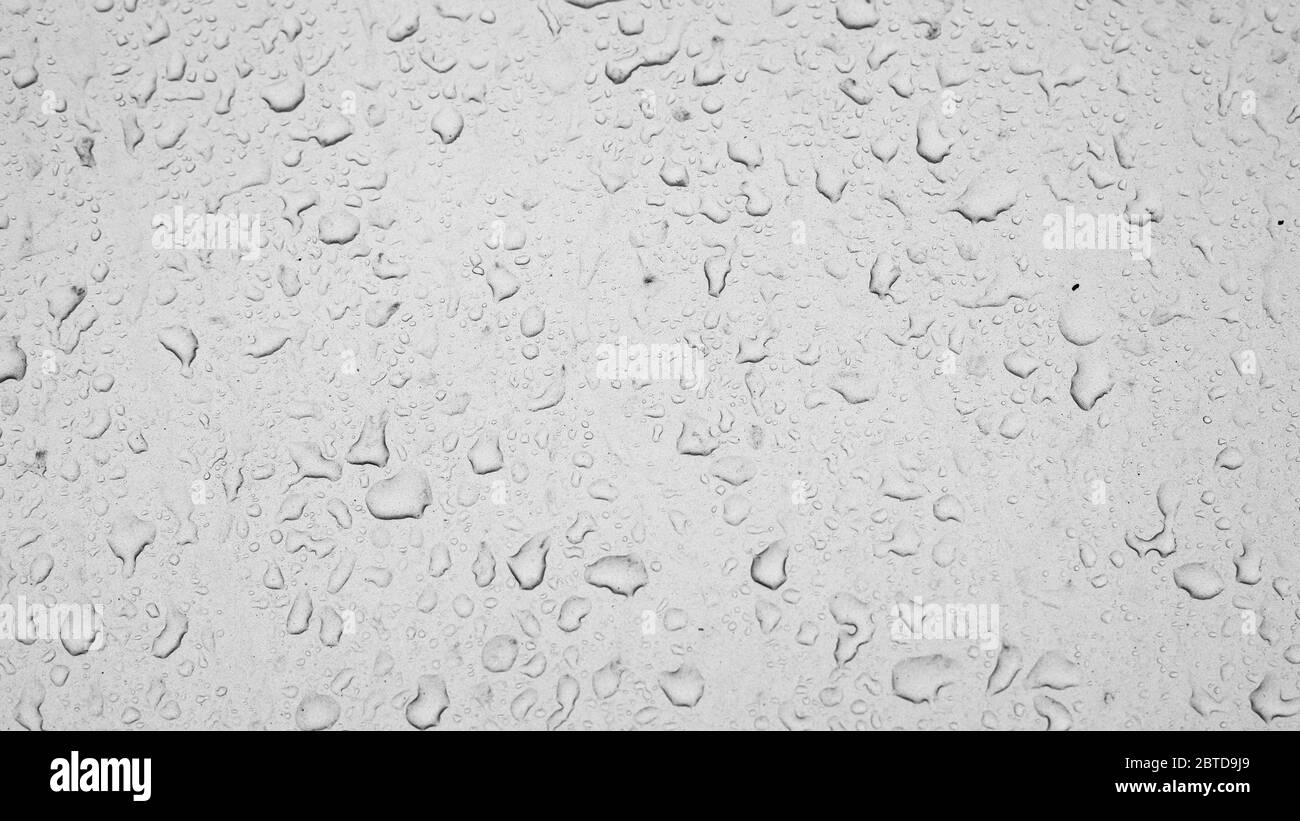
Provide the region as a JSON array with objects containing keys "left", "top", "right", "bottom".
[{"left": 1, "top": 0, "right": 1298, "bottom": 730}]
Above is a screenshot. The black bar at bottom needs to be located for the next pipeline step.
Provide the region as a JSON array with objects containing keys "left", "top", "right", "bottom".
[{"left": 0, "top": 731, "right": 1282, "bottom": 809}]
